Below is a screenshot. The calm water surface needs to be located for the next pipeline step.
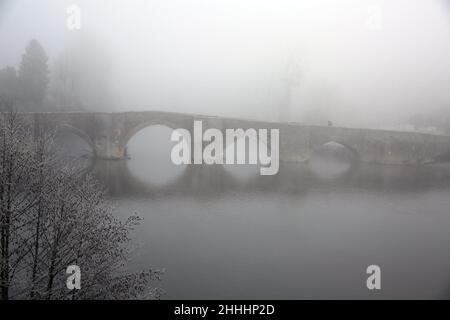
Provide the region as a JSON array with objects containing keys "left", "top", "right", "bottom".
[{"left": 65, "top": 126, "right": 450, "bottom": 299}]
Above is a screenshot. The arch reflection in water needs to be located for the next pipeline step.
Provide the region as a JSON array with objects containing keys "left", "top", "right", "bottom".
[
  {"left": 89, "top": 158, "right": 450, "bottom": 299},
  {"left": 308, "top": 141, "right": 355, "bottom": 179},
  {"left": 126, "top": 125, "right": 187, "bottom": 186},
  {"left": 222, "top": 136, "right": 268, "bottom": 181}
]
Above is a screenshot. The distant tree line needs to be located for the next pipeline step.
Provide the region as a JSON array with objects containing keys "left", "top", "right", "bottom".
[
  {"left": 0, "top": 39, "right": 50, "bottom": 112},
  {"left": 1, "top": 35, "right": 113, "bottom": 113}
]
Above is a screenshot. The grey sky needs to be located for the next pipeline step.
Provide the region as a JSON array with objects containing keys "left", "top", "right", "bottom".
[{"left": 1, "top": 0, "right": 450, "bottom": 126}]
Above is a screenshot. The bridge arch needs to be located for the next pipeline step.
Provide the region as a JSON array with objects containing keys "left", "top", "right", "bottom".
[
  {"left": 221, "top": 129, "right": 273, "bottom": 164},
  {"left": 7, "top": 111, "right": 450, "bottom": 165},
  {"left": 55, "top": 123, "right": 95, "bottom": 154},
  {"left": 123, "top": 119, "right": 187, "bottom": 150},
  {"left": 310, "top": 139, "right": 360, "bottom": 163},
  {"left": 308, "top": 140, "right": 358, "bottom": 178},
  {"left": 124, "top": 123, "right": 190, "bottom": 186}
]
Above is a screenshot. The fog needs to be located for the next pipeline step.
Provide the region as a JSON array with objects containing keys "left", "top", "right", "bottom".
[
  {"left": 1, "top": 0, "right": 450, "bottom": 127},
  {"left": 3, "top": 1, "right": 450, "bottom": 300}
]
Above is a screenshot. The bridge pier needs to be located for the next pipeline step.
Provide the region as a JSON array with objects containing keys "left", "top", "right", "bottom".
[
  {"left": 94, "top": 140, "right": 127, "bottom": 160},
  {"left": 93, "top": 137, "right": 127, "bottom": 160},
  {"left": 90, "top": 113, "right": 129, "bottom": 160},
  {"left": 94, "top": 139, "right": 126, "bottom": 160}
]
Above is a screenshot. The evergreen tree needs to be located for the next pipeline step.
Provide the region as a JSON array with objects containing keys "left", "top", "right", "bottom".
[
  {"left": 0, "top": 67, "right": 18, "bottom": 111},
  {"left": 18, "top": 39, "right": 49, "bottom": 110}
]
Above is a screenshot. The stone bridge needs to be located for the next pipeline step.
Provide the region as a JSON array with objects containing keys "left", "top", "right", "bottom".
[{"left": 11, "top": 111, "right": 450, "bottom": 165}]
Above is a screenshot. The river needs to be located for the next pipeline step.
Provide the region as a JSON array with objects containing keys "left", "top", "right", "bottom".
[{"left": 61, "top": 125, "right": 450, "bottom": 299}]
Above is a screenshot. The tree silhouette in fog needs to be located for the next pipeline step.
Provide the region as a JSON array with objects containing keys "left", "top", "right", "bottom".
[
  {"left": 0, "top": 66, "right": 19, "bottom": 112},
  {"left": 18, "top": 39, "right": 49, "bottom": 111}
]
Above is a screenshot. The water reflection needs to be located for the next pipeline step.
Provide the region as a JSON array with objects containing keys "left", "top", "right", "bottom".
[
  {"left": 59, "top": 130, "right": 450, "bottom": 299},
  {"left": 90, "top": 159, "right": 450, "bottom": 299},
  {"left": 223, "top": 137, "right": 263, "bottom": 181},
  {"left": 91, "top": 159, "right": 450, "bottom": 199}
]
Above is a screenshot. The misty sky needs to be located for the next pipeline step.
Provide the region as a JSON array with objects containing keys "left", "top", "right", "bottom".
[{"left": 1, "top": 0, "right": 450, "bottom": 127}]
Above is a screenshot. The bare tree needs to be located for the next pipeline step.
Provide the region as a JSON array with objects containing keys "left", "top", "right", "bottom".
[
  {"left": 0, "top": 112, "right": 35, "bottom": 299},
  {"left": 0, "top": 113, "right": 162, "bottom": 300}
]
